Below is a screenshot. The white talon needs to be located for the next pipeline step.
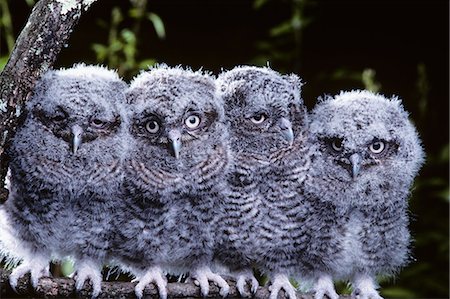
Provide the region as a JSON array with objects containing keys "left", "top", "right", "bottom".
[
  {"left": 134, "top": 267, "right": 167, "bottom": 299},
  {"left": 269, "top": 273, "right": 297, "bottom": 299},
  {"left": 74, "top": 260, "right": 103, "bottom": 298},
  {"left": 314, "top": 275, "right": 339, "bottom": 299},
  {"left": 9, "top": 257, "right": 50, "bottom": 290},
  {"left": 235, "top": 269, "right": 259, "bottom": 297},
  {"left": 192, "top": 266, "right": 230, "bottom": 297},
  {"left": 352, "top": 274, "right": 383, "bottom": 299}
]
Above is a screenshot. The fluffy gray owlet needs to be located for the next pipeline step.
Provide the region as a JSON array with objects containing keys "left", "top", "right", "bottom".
[
  {"left": 0, "top": 64, "right": 127, "bottom": 297},
  {"left": 214, "top": 66, "right": 309, "bottom": 299},
  {"left": 110, "top": 65, "right": 230, "bottom": 299},
  {"left": 304, "top": 90, "right": 425, "bottom": 299}
]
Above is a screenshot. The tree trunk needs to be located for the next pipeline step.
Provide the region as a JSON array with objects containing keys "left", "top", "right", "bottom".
[{"left": 0, "top": 0, "right": 97, "bottom": 202}]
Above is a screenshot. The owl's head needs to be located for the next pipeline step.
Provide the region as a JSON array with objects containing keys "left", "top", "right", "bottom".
[
  {"left": 126, "top": 65, "right": 227, "bottom": 175},
  {"left": 217, "top": 66, "right": 305, "bottom": 158},
  {"left": 308, "top": 90, "right": 425, "bottom": 206},
  {"left": 19, "top": 64, "right": 126, "bottom": 159}
]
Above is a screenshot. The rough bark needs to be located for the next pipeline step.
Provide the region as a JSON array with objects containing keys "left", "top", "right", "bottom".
[
  {"left": 0, "top": 0, "right": 97, "bottom": 202},
  {"left": 0, "top": 269, "right": 352, "bottom": 299}
]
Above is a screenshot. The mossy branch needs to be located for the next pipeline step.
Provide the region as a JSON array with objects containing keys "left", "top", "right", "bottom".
[{"left": 0, "top": 268, "right": 353, "bottom": 298}]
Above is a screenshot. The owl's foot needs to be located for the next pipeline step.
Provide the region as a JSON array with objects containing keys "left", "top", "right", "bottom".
[
  {"left": 268, "top": 273, "right": 297, "bottom": 299},
  {"left": 352, "top": 274, "right": 383, "bottom": 299},
  {"left": 74, "top": 260, "right": 103, "bottom": 298},
  {"left": 9, "top": 257, "right": 50, "bottom": 290},
  {"left": 192, "top": 266, "right": 230, "bottom": 297},
  {"left": 235, "top": 269, "right": 259, "bottom": 297},
  {"left": 314, "top": 274, "right": 339, "bottom": 299},
  {"left": 133, "top": 266, "right": 167, "bottom": 299}
]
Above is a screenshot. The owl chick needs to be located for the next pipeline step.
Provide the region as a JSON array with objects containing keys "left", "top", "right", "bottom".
[
  {"left": 110, "top": 65, "right": 230, "bottom": 299},
  {"left": 214, "top": 66, "right": 309, "bottom": 299},
  {"left": 304, "top": 90, "right": 425, "bottom": 299},
  {"left": 0, "top": 64, "right": 127, "bottom": 297}
]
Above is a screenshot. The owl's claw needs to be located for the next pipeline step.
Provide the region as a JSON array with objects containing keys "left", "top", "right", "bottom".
[
  {"left": 314, "top": 275, "right": 339, "bottom": 299},
  {"left": 352, "top": 275, "right": 383, "bottom": 299},
  {"left": 192, "top": 266, "right": 230, "bottom": 297},
  {"left": 74, "top": 261, "right": 103, "bottom": 298},
  {"left": 9, "top": 258, "right": 50, "bottom": 291},
  {"left": 134, "top": 267, "right": 167, "bottom": 299},
  {"left": 235, "top": 269, "right": 259, "bottom": 297},
  {"left": 268, "top": 274, "right": 297, "bottom": 299}
]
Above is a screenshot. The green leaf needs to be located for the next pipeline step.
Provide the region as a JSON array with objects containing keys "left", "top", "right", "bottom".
[
  {"left": 362, "top": 68, "right": 381, "bottom": 92},
  {"left": 111, "top": 7, "right": 124, "bottom": 25},
  {"left": 121, "top": 29, "right": 137, "bottom": 44},
  {"left": 60, "top": 260, "right": 75, "bottom": 277},
  {"left": 129, "top": 8, "right": 143, "bottom": 19},
  {"left": 110, "top": 40, "right": 124, "bottom": 52},
  {"left": 381, "top": 287, "right": 417, "bottom": 298},
  {"left": 147, "top": 13, "right": 166, "bottom": 39},
  {"left": 439, "top": 143, "right": 449, "bottom": 163},
  {"left": 24, "top": 0, "right": 36, "bottom": 7},
  {"left": 253, "top": 0, "right": 270, "bottom": 9},
  {"left": 270, "top": 21, "right": 292, "bottom": 37},
  {"left": 138, "top": 58, "right": 157, "bottom": 69},
  {"left": 0, "top": 56, "right": 9, "bottom": 72}
]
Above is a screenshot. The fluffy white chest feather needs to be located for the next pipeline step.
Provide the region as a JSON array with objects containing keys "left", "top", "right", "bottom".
[{"left": 337, "top": 210, "right": 366, "bottom": 279}]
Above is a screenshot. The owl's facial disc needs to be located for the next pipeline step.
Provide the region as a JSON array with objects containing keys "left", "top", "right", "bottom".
[
  {"left": 71, "top": 124, "right": 83, "bottom": 154},
  {"left": 278, "top": 117, "right": 294, "bottom": 146},
  {"left": 167, "top": 129, "right": 182, "bottom": 159}
]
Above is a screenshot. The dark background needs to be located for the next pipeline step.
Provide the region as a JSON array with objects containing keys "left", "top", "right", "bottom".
[{"left": 1, "top": 0, "right": 448, "bottom": 298}]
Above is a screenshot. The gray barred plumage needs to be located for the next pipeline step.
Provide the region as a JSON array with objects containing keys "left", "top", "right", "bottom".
[
  {"left": 214, "top": 65, "right": 309, "bottom": 299},
  {"left": 110, "top": 65, "right": 231, "bottom": 299},
  {"left": 304, "top": 90, "right": 425, "bottom": 299},
  {"left": 0, "top": 64, "right": 128, "bottom": 297}
]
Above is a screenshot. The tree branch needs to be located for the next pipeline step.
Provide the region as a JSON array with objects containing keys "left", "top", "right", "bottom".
[
  {"left": 0, "top": 269, "right": 352, "bottom": 298},
  {"left": 0, "top": 0, "right": 97, "bottom": 202}
]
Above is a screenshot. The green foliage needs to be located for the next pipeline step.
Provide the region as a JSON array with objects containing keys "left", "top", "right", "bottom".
[
  {"left": 0, "top": 0, "right": 35, "bottom": 71},
  {"left": 60, "top": 260, "right": 75, "bottom": 277},
  {"left": 361, "top": 68, "right": 381, "bottom": 93},
  {"left": 91, "top": 0, "right": 164, "bottom": 78},
  {"left": 0, "top": 0, "right": 14, "bottom": 71},
  {"left": 250, "top": 0, "right": 314, "bottom": 73}
]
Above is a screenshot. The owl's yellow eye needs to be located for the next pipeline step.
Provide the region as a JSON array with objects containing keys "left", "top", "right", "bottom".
[
  {"left": 250, "top": 113, "right": 266, "bottom": 124},
  {"left": 185, "top": 115, "right": 201, "bottom": 129},
  {"left": 369, "top": 141, "right": 385, "bottom": 154},
  {"left": 146, "top": 120, "right": 160, "bottom": 134},
  {"left": 331, "top": 139, "right": 343, "bottom": 152}
]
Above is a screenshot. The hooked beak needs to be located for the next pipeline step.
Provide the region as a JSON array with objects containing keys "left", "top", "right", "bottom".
[
  {"left": 349, "top": 153, "right": 361, "bottom": 179},
  {"left": 71, "top": 125, "right": 83, "bottom": 154},
  {"left": 168, "top": 130, "right": 182, "bottom": 159},
  {"left": 279, "top": 117, "right": 294, "bottom": 146}
]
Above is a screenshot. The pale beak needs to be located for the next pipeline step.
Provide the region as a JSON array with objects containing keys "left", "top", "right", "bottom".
[
  {"left": 71, "top": 124, "right": 83, "bottom": 154},
  {"left": 168, "top": 129, "right": 182, "bottom": 159},
  {"left": 279, "top": 117, "right": 294, "bottom": 146},
  {"left": 349, "top": 153, "right": 361, "bottom": 179}
]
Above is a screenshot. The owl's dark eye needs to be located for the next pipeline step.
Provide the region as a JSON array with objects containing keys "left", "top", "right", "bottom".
[
  {"left": 331, "top": 138, "right": 344, "bottom": 152},
  {"left": 250, "top": 113, "right": 267, "bottom": 124},
  {"left": 145, "top": 120, "right": 160, "bottom": 134},
  {"left": 369, "top": 140, "right": 385, "bottom": 154},
  {"left": 91, "top": 118, "right": 107, "bottom": 128},
  {"left": 185, "top": 114, "right": 201, "bottom": 129},
  {"left": 51, "top": 113, "right": 66, "bottom": 123}
]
